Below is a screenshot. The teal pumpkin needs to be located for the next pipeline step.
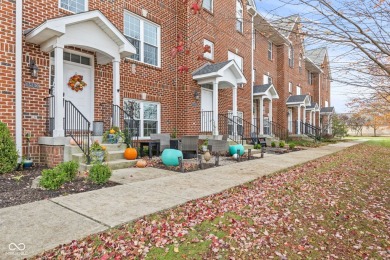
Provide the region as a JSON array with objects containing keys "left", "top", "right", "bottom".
[
  {"left": 229, "top": 144, "right": 245, "bottom": 156},
  {"left": 161, "top": 149, "right": 183, "bottom": 166}
]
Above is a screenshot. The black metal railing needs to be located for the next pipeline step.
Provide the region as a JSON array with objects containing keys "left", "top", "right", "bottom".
[
  {"left": 269, "top": 120, "right": 289, "bottom": 141},
  {"left": 64, "top": 100, "right": 91, "bottom": 164},
  {"left": 112, "top": 104, "right": 139, "bottom": 146},
  {"left": 301, "top": 121, "right": 322, "bottom": 141},
  {"left": 200, "top": 111, "right": 214, "bottom": 133},
  {"left": 44, "top": 95, "right": 55, "bottom": 136},
  {"left": 219, "top": 113, "right": 243, "bottom": 144}
]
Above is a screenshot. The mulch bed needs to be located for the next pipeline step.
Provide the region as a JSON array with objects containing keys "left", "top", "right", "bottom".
[{"left": 0, "top": 166, "right": 118, "bottom": 209}]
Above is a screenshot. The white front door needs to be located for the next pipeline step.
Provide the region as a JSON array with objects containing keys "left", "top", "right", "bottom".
[
  {"left": 63, "top": 61, "right": 94, "bottom": 125},
  {"left": 201, "top": 88, "right": 213, "bottom": 132},
  {"left": 288, "top": 108, "right": 293, "bottom": 132}
]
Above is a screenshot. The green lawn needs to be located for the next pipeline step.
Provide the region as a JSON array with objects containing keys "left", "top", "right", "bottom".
[{"left": 35, "top": 140, "right": 390, "bottom": 259}]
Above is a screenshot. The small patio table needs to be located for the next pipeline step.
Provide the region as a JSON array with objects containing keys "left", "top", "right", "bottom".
[{"left": 139, "top": 140, "right": 161, "bottom": 158}]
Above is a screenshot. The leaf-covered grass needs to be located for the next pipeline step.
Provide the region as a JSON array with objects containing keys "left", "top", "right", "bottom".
[{"left": 34, "top": 141, "right": 390, "bottom": 259}]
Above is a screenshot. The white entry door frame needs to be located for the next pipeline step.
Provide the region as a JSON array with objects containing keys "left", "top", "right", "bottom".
[
  {"left": 62, "top": 51, "right": 94, "bottom": 127},
  {"left": 201, "top": 87, "right": 213, "bottom": 132}
]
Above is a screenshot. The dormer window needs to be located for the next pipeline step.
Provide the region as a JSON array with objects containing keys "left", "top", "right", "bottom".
[{"left": 288, "top": 44, "right": 294, "bottom": 68}]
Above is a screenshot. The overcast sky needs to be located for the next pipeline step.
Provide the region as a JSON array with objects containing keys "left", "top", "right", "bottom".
[{"left": 254, "top": 0, "right": 355, "bottom": 113}]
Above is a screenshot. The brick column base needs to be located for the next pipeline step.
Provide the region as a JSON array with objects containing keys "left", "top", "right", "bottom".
[{"left": 40, "top": 145, "right": 64, "bottom": 168}]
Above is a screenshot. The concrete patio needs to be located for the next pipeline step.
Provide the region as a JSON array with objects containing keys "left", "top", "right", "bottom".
[{"left": 0, "top": 140, "right": 364, "bottom": 259}]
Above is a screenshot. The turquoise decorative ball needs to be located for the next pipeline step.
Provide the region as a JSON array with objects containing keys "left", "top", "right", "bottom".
[
  {"left": 161, "top": 149, "right": 183, "bottom": 166},
  {"left": 229, "top": 144, "right": 245, "bottom": 156}
]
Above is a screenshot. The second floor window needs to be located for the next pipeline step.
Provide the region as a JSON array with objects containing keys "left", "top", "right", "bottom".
[
  {"left": 203, "top": 39, "right": 214, "bottom": 60},
  {"left": 288, "top": 44, "right": 294, "bottom": 68},
  {"left": 308, "top": 70, "right": 313, "bottom": 85},
  {"left": 299, "top": 54, "right": 302, "bottom": 73},
  {"left": 60, "top": 0, "right": 87, "bottom": 13},
  {"left": 288, "top": 82, "right": 293, "bottom": 93},
  {"left": 202, "top": 0, "right": 213, "bottom": 12},
  {"left": 296, "top": 86, "right": 301, "bottom": 95},
  {"left": 236, "top": 0, "right": 243, "bottom": 33},
  {"left": 268, "top": 41, "right": 273, "bottom": 60},
  {"left": 124, "top": 12, "right": 160, "bottom": 67}
]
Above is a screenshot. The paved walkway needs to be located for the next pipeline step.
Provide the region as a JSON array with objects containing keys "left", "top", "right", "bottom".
[{"left": 0, "top": 141, "right": 363, "bottom": 259}]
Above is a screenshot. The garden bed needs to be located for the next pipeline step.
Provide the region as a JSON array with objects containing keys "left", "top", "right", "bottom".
[
  {"left": 0, "top": 166, "right": 118, "bottom": 209},
  {"left": 138, "top": 153, "right": 263, "bottom": 173}
]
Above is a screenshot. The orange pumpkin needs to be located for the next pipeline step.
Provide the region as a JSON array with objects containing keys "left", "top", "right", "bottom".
[
  {"left": 101, "top": 145, "right": 106, "bottom": 151},
  {"left": 136, "top": 159, "right": 147, "bottom": 168},
  {"left": 124, "top": 147, "right": 137, "bottom": 160},
  {"left": 69, "top": 138, "right": 76, "bottom": 145},
  {"left": 109, "top": 129, "right": 116, "bottom": 134}
]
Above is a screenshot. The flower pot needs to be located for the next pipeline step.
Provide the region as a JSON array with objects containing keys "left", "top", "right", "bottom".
[
  {"left": 202, "top": 145, "right": 208, "bottom": 152},
  {"left": 91, "top": 151, "right": 105, "bottom": 162},
  {"left": 107, "top": 134, "right": 118, "bottom": 144},
  {"left": 124, "top": 147, "right": 137, "bottom": 160},
  {"left": 23, "top": 160, "right": 33, "bottom": 169}
]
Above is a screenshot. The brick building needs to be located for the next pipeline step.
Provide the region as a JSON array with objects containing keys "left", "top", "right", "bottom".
[{"left": 1, "top": 0, "right": 332, "bottom": 166}]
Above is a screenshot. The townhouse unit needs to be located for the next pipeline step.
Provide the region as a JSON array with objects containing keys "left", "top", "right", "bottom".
[{"left": 1, "top": 0, "right": 333, "bottom": 166}]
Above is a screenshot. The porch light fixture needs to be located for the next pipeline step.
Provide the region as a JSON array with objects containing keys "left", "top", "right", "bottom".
[
  {"left": 194, "top": 90, "right": 200, "bottom": 100},
  {"left": 29, "top": 59, "right": 39, "bottom": 78}
]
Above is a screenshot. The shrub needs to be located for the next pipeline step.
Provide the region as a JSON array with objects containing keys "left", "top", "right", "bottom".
[
  {"left": 40, "top": 168, "right": 67, "bottom": 190},
  {"left": 57, "top": 161, "right": 79, "bottom": 181},
  {"left": 0, "top": 121, "right": 18, "bottom": 174},
  {"left": 39, "top": 161, "right": 79, "bottom": 190},
  {"left": 271, "top": 141, "right": 276, "bottom": 148},
  {"left": 279, "top": 141, "right": 285, "bottom": 148},
  {"left": 289, "top": 143, "right": 296, "bottom": 150},
  {"left": 88, "top": 163, "right": 112, "bottom": 184}
]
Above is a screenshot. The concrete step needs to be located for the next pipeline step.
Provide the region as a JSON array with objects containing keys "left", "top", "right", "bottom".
[
  {"left": 98, "top": 143, "right": 127, "bottom": 151},
  {"left": 79, "top": 159, "right": 138, "bottom": 172},
  {"left": 72, "top": 150, "right": 126, "bottom": 163}
]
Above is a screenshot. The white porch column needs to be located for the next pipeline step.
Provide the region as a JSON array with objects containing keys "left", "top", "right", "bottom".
[
  {"left": 232, "top": 86, "right": 238, "bottom": 136},
  {"left": 259, "top": 97, "right": 264, "bottom": 135},
  {"left": 268, "top": 99, "right": 272, "bottom": 135},
  {"left": 297, "top": 105, "right": 301, "bottom": 134},
  {"left": 112, "top": 59, "right": 121, "bottom": 127},
  {"left": 53, "top": 44, "right": 65, "bottom": 137},
  {"left": 212, "top": 80, "right": 219, "bottom": 135},
  {"left": 313, "top": 112, "right": 316, "bottom": 127}
]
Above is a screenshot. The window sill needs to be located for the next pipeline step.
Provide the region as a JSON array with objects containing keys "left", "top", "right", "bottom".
[
  {"left": 125, "top": 58, "right": 162, "bottom": 71},
  {"left": 236, "top": 29, "right": 244, "bottom": 35}
]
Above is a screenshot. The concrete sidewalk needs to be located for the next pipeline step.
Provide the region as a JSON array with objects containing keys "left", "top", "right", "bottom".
[{"left": 0, "top": 140, "right": 363, "bottom": 259}]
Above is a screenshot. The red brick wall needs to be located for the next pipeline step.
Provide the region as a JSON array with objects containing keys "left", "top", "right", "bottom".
[{"left": 40, "top": 145, "right": 64, "bottom": 168}]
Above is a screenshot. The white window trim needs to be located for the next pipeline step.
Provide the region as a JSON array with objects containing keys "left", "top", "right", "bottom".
[
  {"left": 203, "top": 39, "right": 214, "bottom": 60},
  {"left": 288, "top": 44, "right": 294, "bottom": 68},
  {"left": 124, "top": 99, "right": 161, "bottom": 138},
  {"left": 288, "top": 82, "right": 293, "bottom": 93},
  {"left": 59, "top": 0, "right": 88, "bottom": 13},
  {"left": 202, "top": 0, "right": 213, "bottom": 12},
  {"left": 228, "top": 51, "right": 243, "bottom": 71},
  {"left": 268, "top": 41, "right": 273, "bottom": 60},
  {"left": 296, "top": 86, "right": 301, "bottom": 95},
  {"left": 124, "top": 11, "right": 161, "bottom": 68}
]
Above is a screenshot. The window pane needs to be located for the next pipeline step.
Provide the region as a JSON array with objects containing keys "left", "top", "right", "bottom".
[
  {"left": 64, "top": 52, "right": 71, "bottom": 61},
  {"left": 202, "top": 0, "right": 212, "bottom": 11},
  {"left": 61, "top": 0, "right": 85, "bottom": 13},
  {"left": 81, "top": 56, "right": 90, "bottom": 65},
  {"left": 127, "top": 37, "right": 140, "bottom": 61},
  {"left": 144, "top": 121, "right": 157, "bottom": 137},
  {"left": 144, "top": 22, "right": 157, "bottom": 46},
  {"left": 124, "top": 15, "right": 141, "bottom": 39},
  {"left": 71, "top": 54, "right": 80, "bottom": 63},
  {"left": 143, "top": 103, "right": 157, "bottom": 120},
  {"left": 144, "top": 43, "right": 158, "bottom": 66}
]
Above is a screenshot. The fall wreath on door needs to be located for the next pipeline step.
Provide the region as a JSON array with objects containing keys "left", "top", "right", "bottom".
[{"left": 67, "top": 74, "right": 87, "bottom": 92}]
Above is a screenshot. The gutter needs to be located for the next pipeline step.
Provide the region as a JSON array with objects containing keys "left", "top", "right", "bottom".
[{"left": 15, "top": 0, "right": 23, "bottom": 162}]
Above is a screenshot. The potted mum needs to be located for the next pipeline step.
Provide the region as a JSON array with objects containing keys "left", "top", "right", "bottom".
[
  {"left": 103, "top": 126, "right": 124, "bottom": 144},
  {"left": 90, "top": 140, "right": 106, "bottom": 163}
]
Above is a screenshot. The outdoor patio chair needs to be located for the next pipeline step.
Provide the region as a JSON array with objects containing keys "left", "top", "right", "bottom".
[
  {"left": 150, "top": 133, "right": 170, "bottom": 152},
  {"left": 181, "top": 135, "right": 199, "bottom": 158},
  {"left": 208, "top": 139, "right": 229, "bottom": 154}
]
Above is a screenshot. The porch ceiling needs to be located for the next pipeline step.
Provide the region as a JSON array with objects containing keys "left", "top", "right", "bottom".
[
  {"left": 25, "top": 10, "right": 136, "bottom": 64},
  {"left": 192, "top": 60, "right": 247, "bottom": 87}
]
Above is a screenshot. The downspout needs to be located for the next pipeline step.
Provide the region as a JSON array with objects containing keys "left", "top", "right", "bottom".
[
  {"left": 251, "top": 14, "right": 254, "bottom": 129},
  {"left": 15, "top": 0, "right": 23, "bottom": 162},
  {"left": 318, "top": 74, "right": 321, "bottom": 128},
  {"left": 175, "top": 0, "right": 178, "bottom": 134}
]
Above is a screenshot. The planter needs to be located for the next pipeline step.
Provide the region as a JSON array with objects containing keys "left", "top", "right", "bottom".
[
  {"left": 23, "top": 160, "right": 33, "bottom": 169},
  {"left": 91, "top": 151, "right": 105, "bottom": 162},
  {"left": 124, "top": 147, "right": 137, "bottom": 160},
  {"left": 107, "top": 134, "right": 119, "bottom": 144},
  {"left": 161, "top": 149, "right": 183, "bottom": 166}
]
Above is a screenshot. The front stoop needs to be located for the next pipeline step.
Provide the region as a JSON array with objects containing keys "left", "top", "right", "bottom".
[{"left": 67, "top": 143, "right": 138, "bottom": 171}]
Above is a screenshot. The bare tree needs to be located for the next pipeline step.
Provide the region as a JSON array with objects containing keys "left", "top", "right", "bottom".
[{"left": 270, "top": 0, "right": 390, "bottom": 102}]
